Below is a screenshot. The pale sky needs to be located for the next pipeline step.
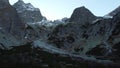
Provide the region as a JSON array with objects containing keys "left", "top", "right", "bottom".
[{"left": 9, "top": 0, "right": 120, "bottom": 20}]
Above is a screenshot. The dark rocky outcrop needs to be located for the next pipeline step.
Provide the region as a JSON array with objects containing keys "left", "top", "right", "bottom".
[{"left": 0, "top": 43, "right": 119, "bottom": 68}]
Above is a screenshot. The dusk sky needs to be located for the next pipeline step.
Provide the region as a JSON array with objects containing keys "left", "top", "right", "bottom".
[{"left": 10, "top": 0, "right": 120, "bottom": 20}]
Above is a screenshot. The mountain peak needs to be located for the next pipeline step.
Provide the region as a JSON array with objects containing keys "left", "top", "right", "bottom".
[
  {"left": 76, "top": 6, "right": 86, "bottom": 10},
  {"left": 13, "top": 0, "right": 43, "bottom": 23},
  {"left": 17, "top": 0, "right": 24, "bottom": 3},
  {"left": 69, "top": 6, "right": 97, "bottom": 25},
  {"left": 13, "top": 0, "right": 39, "bottom": 13}
]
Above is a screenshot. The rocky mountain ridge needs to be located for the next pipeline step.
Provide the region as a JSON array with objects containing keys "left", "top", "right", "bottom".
[
  {"left": 0, "top": 0, "right": 120, "bottom": 68},
  {"left": 47, "top": 4, "right": 120, "bottom": 66}
]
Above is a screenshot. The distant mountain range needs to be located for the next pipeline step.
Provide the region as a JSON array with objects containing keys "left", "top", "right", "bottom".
[{"left": 0, "top": 0, "right": 120, "bottom": 68}]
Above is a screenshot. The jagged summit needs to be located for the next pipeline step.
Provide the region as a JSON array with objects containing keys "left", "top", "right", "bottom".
[
  {"left": 69, "top": 6, "right": 97, "bottom": 25},
  {"left": 13, "top": 0, "right": 43, "bottom": 23},
  {"left": 17, "top": 0, "right": 24, "bottom": 3},
  {"left": 75, "top": 6, "right": 87, "bottom": 11},
  {"left": 13, "top": 0, "right": 39, "bottom": 13}
]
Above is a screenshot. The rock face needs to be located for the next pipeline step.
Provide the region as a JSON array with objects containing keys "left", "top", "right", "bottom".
[
  {"left": 47, "top": 7, "right": 99, "bottom": 53},
  {"left": 69, "top": 6, "right": 97, "bottom": 25},
  {"left": 0, "top": 0, "right": 25, "bottom": 38},
  {"left": 87, "top": 11, "right": 120, "bottom": 53},
  {"left": 0, "top": 0, "right": 26, "bottom": 49},
  {"left": 0, "top": 30, "right": 21, "bottom": 49},
  {"left": 0, "top": 0, "right": 27, "bottom": 49},
  {"left": 47, "top": 22, "right": 88, "bottom": 52},
  {"left": 13, "top": 0, "right": 43, "bottom": 23}
]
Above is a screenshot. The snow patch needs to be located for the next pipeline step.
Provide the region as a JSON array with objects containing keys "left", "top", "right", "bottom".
[
  {"left": 92, "top": 19, "right": 101, "bottom": 24},
  {"left": 33, "top": 40, "right": 67, "bottom": 54},
  {"left": 103, "top": 15, "right": 113, "bottom": 19},
  {"left": 36, "top": 20, "right": 53, "bottom": 27}
]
